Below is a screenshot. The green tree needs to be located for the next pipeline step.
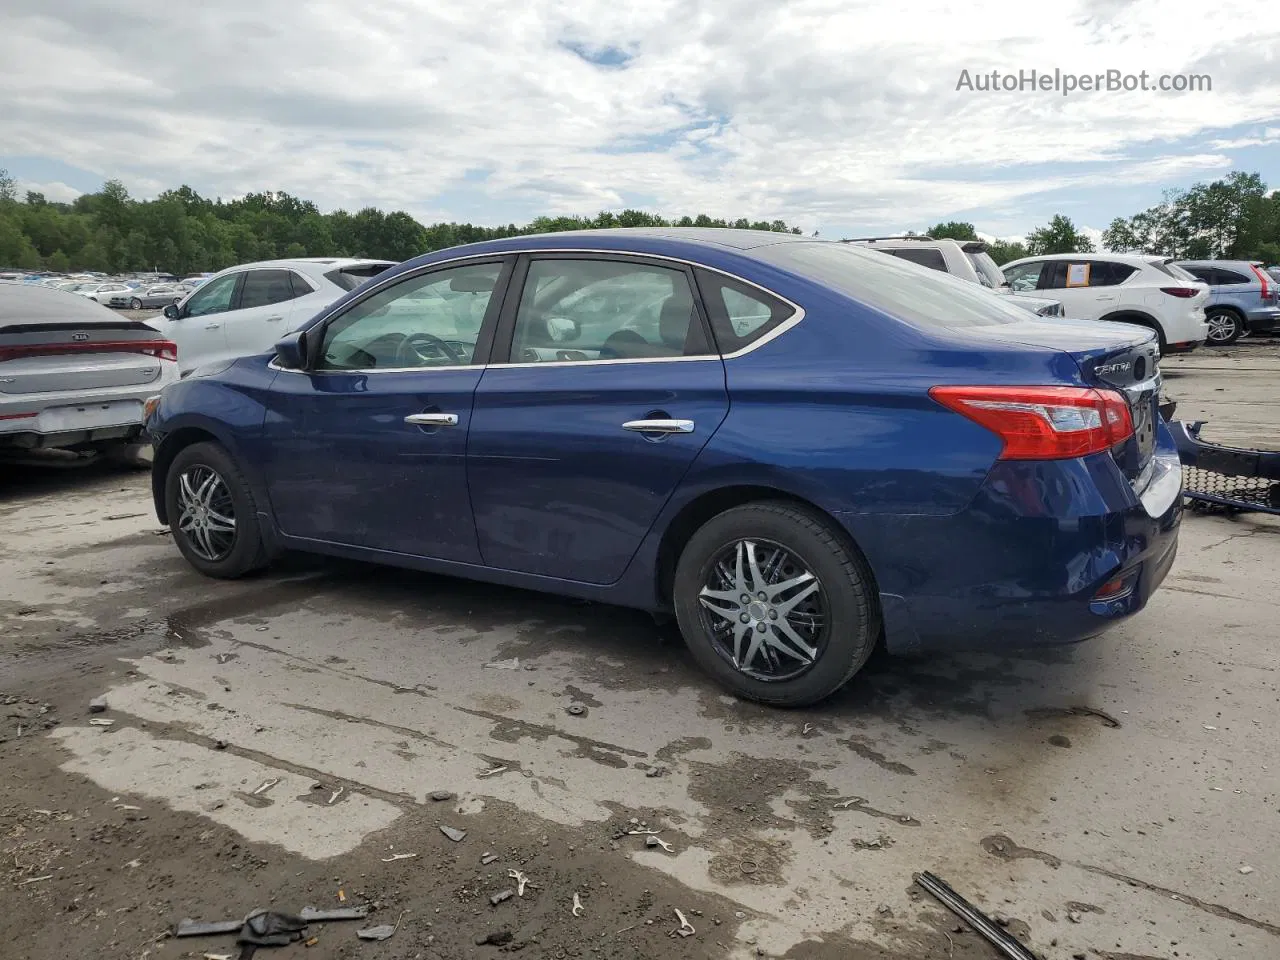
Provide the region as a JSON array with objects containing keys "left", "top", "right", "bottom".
[
  {"left": 1026, "top": 215, "right": 1095, "bottom": 255},
  {"left": 47, "top": 249, "right": 71, "bottom": 272},
  {"left": 0, "top": 168, "right": 16, "bottom": 205},
  {"left": 927, "top": 221, "right": 978, "bottom": 241},
  {"left": 987, "top": 239, "right": 1029, "bottom": 265}
]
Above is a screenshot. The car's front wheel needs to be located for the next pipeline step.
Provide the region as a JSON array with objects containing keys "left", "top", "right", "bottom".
[
  {"left": 164, "top": 441, "right": 267, "bottom": 579},
  {"left": 129, "top": 297, "right": 143, "bottom": 310},
  {"left": 673, "top": 502, "right": 880, "bottom": 706},
  {"left": 1206, "top": 308, "right": 1243, "bottom": 346}
]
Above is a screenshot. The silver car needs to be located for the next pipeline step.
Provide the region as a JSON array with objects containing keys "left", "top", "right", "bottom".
[
  {"left": 112, "top": 285, "right": 184, "bottom": 310},
  {"left": 0, "top": 282, "right": 178, "bottom": 458}
]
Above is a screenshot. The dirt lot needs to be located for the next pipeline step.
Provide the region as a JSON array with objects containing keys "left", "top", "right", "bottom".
[{"left": 2, "top": 341, "right": 1279, "bottom": 960}]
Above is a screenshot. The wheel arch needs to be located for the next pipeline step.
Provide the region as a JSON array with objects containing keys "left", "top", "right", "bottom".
[
  {"left": 151, "top": 426, "right": 223, "bottom": 524},
  {"left": 1205, "top": 302, "right": 1247, "bottom": 325},
  {"left": 654, "top": 484, "right": 880, "bottom": 609},
  {"left": 1098, "top": 310, "right": 1166, "bottom": 349}
]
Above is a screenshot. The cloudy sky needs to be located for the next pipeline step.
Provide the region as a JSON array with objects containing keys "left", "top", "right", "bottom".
[{"left": 2, "top": 0, "right": 1278, "bottom": 241}]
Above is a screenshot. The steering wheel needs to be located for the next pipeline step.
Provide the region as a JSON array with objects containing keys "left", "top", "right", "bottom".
[{"left": 396, "top": 332, "right": 464, "bottom": 366}]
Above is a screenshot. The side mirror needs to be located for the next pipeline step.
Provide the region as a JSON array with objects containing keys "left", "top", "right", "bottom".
[
  {"left": 162, "top": 303, "right": 180, "bottom": 321},
  {"left": 273, "top": 330, "right": 309, "bottom": 370}
]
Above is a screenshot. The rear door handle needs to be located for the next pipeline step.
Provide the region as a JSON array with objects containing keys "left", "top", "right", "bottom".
[
  {"left": 266, "top": 315, "right": 284, "bottom": 321},
  {"left": 622, "top": 419, "right": 695, "bottom": 434},
  {"left": 205, "top": 323, "right": 221, "bottom": 330},
  {"left": 405, "top": 413, "right": 459, "bottom": 427}
]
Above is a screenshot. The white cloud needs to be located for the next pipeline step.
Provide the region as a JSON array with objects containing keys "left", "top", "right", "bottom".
[
  {"left": 13, "top": 178, "right": 83, "bottom": 203},
  {"left": 1, "top": 0, "right": 1277, "bottom": 232}
]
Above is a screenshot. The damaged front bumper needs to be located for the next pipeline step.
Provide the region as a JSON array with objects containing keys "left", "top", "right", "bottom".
[{"left": 1166, "top": 416, "right": 1280, "bottom": 515}]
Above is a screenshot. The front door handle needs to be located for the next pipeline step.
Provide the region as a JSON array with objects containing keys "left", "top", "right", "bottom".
[
  {"left": 205, "top": 322, "right": 221, "bottom": 330},
  {"left": 265, "top": 315, "right": 284, "bottom": 322},
  {"left": 622, "top": 418, "right": 695, "bottom": 434},
  {"left": 405, "top": 413, "right": 459, "bottom": 427}
]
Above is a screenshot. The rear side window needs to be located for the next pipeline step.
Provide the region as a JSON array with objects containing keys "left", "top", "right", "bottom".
[
  {"left": 1149, "top": 260, "right": 1198, "bottom": 281},
  {"left": 886, "top": 247, "right": 948, "bottom": 272},
  {"left": 1089, "top": 262, "right": 1137, "bottom": 286},
  {"left": 694, "top": 269, "right": 795, "bottom": 352},
  {"left": 1181, "top": 266, "right": 1215, "bottom": 284},
  {"left": 289, "top": 272, "right": 314, "bottom": 297},
  {"left": 1215, "top": 268, "right": 1251, "bottom": 284},
  {"left": 239, "top": 270, "right": 296, "bottom": 309},
  {"left": 755, "top": 242, "right": 1029, "bottom": 329}
]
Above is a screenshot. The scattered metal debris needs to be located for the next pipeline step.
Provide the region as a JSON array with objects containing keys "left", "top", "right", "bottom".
[
  {"left": 481, "top": 853, "right": 499, "bottom": 865},
  {"left": 440, "top": 825, "right": 467, "bottom": 842},
  {"left": 508, "top": 869, "right": 531, "bottom": 896},
  {"left": 566, "top": 704, "right": 587, "bottom": 716},
  {"left": 298, "top": 907, "right": 369, "bottom": 922},
  {"left": 380, "top": 853, "right": 417, "bottom": 862},
  {"left": 327, "top": 787, "right": 344, "bottom": 805},
  {"left": 915, "top": 871, "right": 1038, "bottom": 960},
  {"left": 114, "top": 804, "right": 140, "bottom": 812},
  {"left": 18, "top": 875, "right": 53, "bottom": 885},
  {"left": 477, "top": 765, "right": 507, "bottom": 778},
  {"left": 202, "top": 954, "right": 232, "bottom": 960},
  {"left": 176, "top": 919, "right": 244, "bottom": 937},
  {"left": 626, "top": 829, "right": 661, "bottom": 836},
  {"left": 834, "top": 797, "right": 865, "bottom": 809},
  {"left": 802, "top": 723, "right": 814, "bottom": 735},
  {"left": 356, "top": 913, "right": 404, "bottom": 941},
  {"left": 645, "top": 835, "right": 674, "bottom": 853},
  {"left": 88, "top": 697, "right": 107, "bottom": 714},
  {"left": 572, "top": 893, "right": 584, "bottom": 917},
  {"left": 429, "top": 790, "right": 454, "bottom": 802},
  {"left": 483, "top": 658, "right": 521, "bottom": 670},
  {"left": 490, "top": 889, "right": 514, "bottom": 906},
  {"left": 303, "top": 937, "right": 318, "bottom": 948},
  {"left": 252, "top": 778, "right": 279, "bottom": 796},
  {"left": 673, "top": 908, "right": 696, "bottom": 938},
  {"left": 88, "top": 718, "right": 114, "bottom": 727},
  {"left": 739, "top": 859, "right": 759, "bottom": 875}
]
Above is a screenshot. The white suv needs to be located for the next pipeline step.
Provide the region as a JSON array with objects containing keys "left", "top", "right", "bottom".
[
  {"left": 1001, "top": 253, "right": 1209, "bottom": 353},
  {"left": 150, "top": 258, "right": 394, "bottom": 373}
]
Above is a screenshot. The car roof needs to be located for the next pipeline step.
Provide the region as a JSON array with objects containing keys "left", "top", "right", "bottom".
[
  {"left": 211, "top": 257, "right": 395, "bottom": 273},
  {"left": 0, "top": 280, "right": 121, "bottom": 325}
]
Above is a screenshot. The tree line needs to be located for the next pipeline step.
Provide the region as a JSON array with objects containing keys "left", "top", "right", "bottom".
[
  {"left": 3, "top": 167, "right": 1277, "bottom": 274},
  {"left": 0, "top": 171, "right": 801, "bottom": 275}
]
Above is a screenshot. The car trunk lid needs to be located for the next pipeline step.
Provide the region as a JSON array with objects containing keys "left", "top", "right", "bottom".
[
  {"left": 959, "top": 318, "right": 1162, "bottom": 487},
  {"left": 0, "top": 321, "right": 174, "bottom": 395}
]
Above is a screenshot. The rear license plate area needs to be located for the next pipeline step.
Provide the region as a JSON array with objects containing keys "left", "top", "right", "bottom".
[{"left": 36, "top": 400, "right": 144, "bottom": 434}]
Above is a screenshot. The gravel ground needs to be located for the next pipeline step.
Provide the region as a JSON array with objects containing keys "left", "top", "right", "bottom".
[{"left": 2, "top": 342, "right": 1278, "bottom": 960}]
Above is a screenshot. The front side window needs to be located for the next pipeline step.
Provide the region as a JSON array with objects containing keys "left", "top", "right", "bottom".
[
  {"left": 185, "top": 273, "right": 239, "bottom": 317},
  {"left": 509, "top": 259, "right": 708, "bottom": 362},
  {"left": 317, "top": 262, "right": 502, "bottom": 370},
  {"left": 240, "top": 270, "right": 297, "bottom": 309},
  {"left": 1002, "top": 261, "right": 1045, "bottom": 292}
]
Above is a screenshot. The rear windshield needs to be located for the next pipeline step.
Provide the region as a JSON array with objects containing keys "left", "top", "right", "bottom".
[
  {"left": 965, "top": 250, "right": 1006, "bottom": 289},
  {"left": 325, "top": 263, "right": 396, "bottom": 291},
  {"left": 1147, "top": 260, "right": 1197, "bottom": 281},
  {"left": 755, "top": 241, "right": 1029, "bottom": 328}
]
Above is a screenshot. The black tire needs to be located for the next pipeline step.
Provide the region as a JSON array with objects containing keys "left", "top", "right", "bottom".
[
  {"left": 673, "top": 501, "right": 880, "bottom": 707},
  {"left": 129, "top": 297, "right": 143, "bottom": 310},
  {"left": 1205, "top": 308, "right": 1243, "bottom": 346},
  {"left": 164, "top": 441, "right": 268, "bottom": 579}
]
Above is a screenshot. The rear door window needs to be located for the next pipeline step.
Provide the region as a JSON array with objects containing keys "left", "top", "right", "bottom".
[
  {"left": 239, "top": 270, "right": 297, "bottom": 309},
  {"left": 1088, "top": 262, "right": 1138, "bottom": 286}
]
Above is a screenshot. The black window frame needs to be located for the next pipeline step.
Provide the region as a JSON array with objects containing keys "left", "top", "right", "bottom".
[
  {"left": 302, "top": 255, "right": 515, "bottom": 372},
  {"left": 490, "top": 253, "right": 717, "bottom": 365},
  {"left": 289, "top": 271, "right": 315, "bottom": 297}
]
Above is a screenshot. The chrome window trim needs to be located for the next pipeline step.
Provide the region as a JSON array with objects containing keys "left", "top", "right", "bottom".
[{"left": 270, "top": 247, "right": 808, "bottom": 376}]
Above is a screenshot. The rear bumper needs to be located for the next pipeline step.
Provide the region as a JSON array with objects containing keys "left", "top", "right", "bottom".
[
  {"left": 1244, "top": 307, "right": 1280, "bottom": 333},
  {"left": 0, "top": 382, "right": 173, "bottom": 449},
  {"left": 840, "top": 436, "right": 1183, "bottom": 655}
]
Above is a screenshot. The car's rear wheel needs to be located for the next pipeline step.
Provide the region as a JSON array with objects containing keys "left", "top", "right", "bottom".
[
  {"left": 129, "top": 297, "right": 143, "bottom": 310},
  {"left": 1206, "top": 308, "right": 1243, "bottom": 346},
  {"left": 164, "top": 441, "right": 267, "bottom": 579},
  {"left": 673, "top": 501, "right": 880, "bottom": 706}
]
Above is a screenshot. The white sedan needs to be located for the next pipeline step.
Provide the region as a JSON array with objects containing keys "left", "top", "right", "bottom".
[{"left": 77, "top": 282, "right": 138, "bottom": 306}]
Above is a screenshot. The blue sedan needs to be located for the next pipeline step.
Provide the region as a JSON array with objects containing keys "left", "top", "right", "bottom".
[{"left": 146, "top": 229, "right": 1182, "bottom": 706}]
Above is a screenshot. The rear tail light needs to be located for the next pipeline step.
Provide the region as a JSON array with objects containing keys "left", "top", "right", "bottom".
[
  {"left": 1249, "top": 264, "right": 1273, "bottom": 301},
  {"left": 929, "top": 385, "right": 1134, "bottom": 460},
  {"left": 1159, "top": 287, "right": 1201, "bottom": 298},
  {"left": 0, "top": 340, "right": 177, "bottom": 363}
]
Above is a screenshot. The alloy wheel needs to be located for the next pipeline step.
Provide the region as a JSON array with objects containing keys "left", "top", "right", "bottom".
[
  {"left": 176, "top": 465, "right": 237, "bottom": 562},
  {"left": 1206, "top": 312, "right": 1238, "bottom": 343},
  {"left": 696, "top": 538, "right": 827, "bottom": 682}
]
